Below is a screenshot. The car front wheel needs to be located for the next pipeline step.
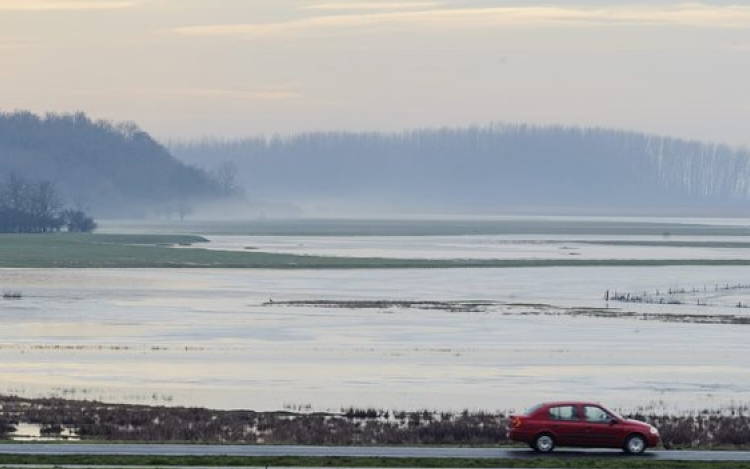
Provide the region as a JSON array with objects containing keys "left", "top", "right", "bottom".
[
  {"left": 624, "top": 434, "right": 646, "bottom": 455},
  {"left": 533, "top": 433, "right": 555, "bottom": 453}
]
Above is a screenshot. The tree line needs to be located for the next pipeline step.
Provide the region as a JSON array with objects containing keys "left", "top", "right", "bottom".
[
  {"left": 0, "top": 173, "right": 96, "bottom": 233},
  {"left": 0, "top": 111, "right": 224, "bottom": 218},
  {"left": 170, "top": 124, "right": 750, "bottom": 216}
]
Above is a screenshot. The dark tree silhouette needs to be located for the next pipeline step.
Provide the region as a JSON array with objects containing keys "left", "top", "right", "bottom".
[{"left": 0, "top": 174, "right": 96, "bottom": 233}]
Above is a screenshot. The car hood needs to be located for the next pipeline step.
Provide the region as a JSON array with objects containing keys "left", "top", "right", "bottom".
[{"left": 622, "top": 418, "right": 655, "bottom": 430}]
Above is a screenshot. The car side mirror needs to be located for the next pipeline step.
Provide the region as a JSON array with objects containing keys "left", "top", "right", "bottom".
[{"left": 609, "top": 418, "right": 619, "bottom": 425}]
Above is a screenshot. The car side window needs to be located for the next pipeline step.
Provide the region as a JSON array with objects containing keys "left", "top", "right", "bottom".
[
  {"left": 548, "top": 405, "right": 579, "bottom": 421},
  {"left": 584, "top": 405, "right": 612, "bottom": 423}
]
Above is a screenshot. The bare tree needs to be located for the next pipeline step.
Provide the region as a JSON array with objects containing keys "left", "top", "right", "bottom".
[
  {"left": 28, "top": 180, "right": 63, "bottom": 219},
  {"left": 212, "top": 161, "right": 242, "bottom": 196},
  {"left": 177, "top": 200, "right": 193, "bottom": 221},
  {"left": 1, "top": 173, "right": 30, "bottom": 212},
  {"left": 60, "top": 209, "right": 97, "bottom": 232}
]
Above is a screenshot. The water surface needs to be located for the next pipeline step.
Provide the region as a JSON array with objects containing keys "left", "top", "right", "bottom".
[{"left": 3, "top": 216, "right": 750, "bottom": 412}]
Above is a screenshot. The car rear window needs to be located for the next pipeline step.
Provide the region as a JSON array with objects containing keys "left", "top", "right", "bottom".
[
  {"left": 523, "top": 404, "right": 543, "bottom": 416},
  {"left": 549, "top": 405, "right": 579, "bottom": 421}
]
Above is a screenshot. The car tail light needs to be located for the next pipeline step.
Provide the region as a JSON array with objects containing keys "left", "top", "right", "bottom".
[{"left": 511, "top": 417, "right": 523, "bottom": 428}]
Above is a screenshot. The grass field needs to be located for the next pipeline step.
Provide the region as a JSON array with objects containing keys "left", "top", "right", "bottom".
[{"left": 5, "top": 233, "right": 750, "bottom": 268}]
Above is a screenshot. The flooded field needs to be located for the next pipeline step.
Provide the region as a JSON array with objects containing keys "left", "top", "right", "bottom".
[{"left": 2, "top": 217, "right": 750, "bottom": 413}]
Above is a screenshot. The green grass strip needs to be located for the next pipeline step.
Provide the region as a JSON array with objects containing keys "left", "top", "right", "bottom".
[{"left": 5, "top": 233, "right": 750, "bottom": 269}]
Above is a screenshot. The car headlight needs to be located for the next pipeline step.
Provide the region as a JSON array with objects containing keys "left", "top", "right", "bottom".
[{"left": 649, "top": 426, "right": 659, "bottom": 435}]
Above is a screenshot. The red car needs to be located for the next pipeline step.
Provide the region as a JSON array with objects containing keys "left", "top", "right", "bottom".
[{"left": 508, "top": 401, "right": 659, "bottom": 454}]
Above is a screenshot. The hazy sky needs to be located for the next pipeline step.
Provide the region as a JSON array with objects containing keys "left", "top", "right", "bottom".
[{"left": 1, "top": 0, "right": 749, "bottom": 145}]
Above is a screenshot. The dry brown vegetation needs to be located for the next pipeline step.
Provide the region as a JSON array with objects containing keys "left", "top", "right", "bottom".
[{"left": 1, "top": 395, "right": 749, "bottom": 448}]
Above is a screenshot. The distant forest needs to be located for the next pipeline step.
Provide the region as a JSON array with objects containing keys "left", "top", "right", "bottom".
[
  {"left": 171, "top": 125, "right": 750, "bottom": 216},
  {"left": 0, "top": 111, "right": 224, "bottom": 218},
  {"left": 4, "top": 112, "right": 748, "bottom": 219}
]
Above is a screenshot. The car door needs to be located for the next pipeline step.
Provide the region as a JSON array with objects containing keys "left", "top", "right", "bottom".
[
  {"left": 547, "top": 404, "right": 586, "bottom": 446},
  {"left": 581, "top": 405, "right": 623, "bottom": 448}
]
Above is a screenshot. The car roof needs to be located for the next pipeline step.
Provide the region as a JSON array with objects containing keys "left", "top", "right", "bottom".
[{"left": 539, "top": 401, "right": 605, "bottom": 407}]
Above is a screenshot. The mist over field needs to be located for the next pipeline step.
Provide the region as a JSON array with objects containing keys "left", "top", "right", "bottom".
[{"left": 170, "top": 125, "right": 750, "bottom": 219}]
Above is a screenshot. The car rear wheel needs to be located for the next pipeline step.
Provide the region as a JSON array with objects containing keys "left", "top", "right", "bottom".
[
  {"left": 533, "top": 433, "right": 555, "bottom": 453},
  {"left": 624, "top": 434, "right": 646, "bottom": 455}
]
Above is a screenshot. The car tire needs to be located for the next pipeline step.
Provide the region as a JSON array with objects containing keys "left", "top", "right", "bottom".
[
  {"left": 533, "top": 433, "right": 555, "bottom": 453},
  {"left": 624, "top": 434, "right": 646, "bottom": 455}
]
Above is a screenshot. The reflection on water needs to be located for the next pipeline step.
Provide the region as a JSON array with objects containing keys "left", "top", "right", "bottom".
[
  {"left": 5, "top": 217, "right": 750, "bottom": 412},
  {"left": 197, "top": 233, "right": 750, "bottom": 261},
  {"left": 10, "top": 422, "right": 79, "bottom": 441},
  {"left": 2, "top": 263, "right": 750, "bottom": 413}
]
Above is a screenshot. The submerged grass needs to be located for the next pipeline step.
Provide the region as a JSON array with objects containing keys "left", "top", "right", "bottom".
[
  {"left": 2, "top": 396, "right": 749, "bottom": 449},
  {"left": 5, "top": 233, "right": 750, "bottom": 268},
  {"left": 2, "top": 397, "right": 750, "bottom": 468}
]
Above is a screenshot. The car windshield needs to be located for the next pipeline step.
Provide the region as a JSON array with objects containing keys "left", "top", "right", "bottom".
[{"left": 600, "top": 405, "right": 623, "bottom": 420}]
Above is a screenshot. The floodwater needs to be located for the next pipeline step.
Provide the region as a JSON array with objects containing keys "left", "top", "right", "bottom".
[{"left": 2, "top": 217, "right": 750, "bottom": 413}]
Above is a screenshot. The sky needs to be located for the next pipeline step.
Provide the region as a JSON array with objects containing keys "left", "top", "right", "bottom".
[{"left": 1, "top": 0, "right": 749, "bottom": 146}]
